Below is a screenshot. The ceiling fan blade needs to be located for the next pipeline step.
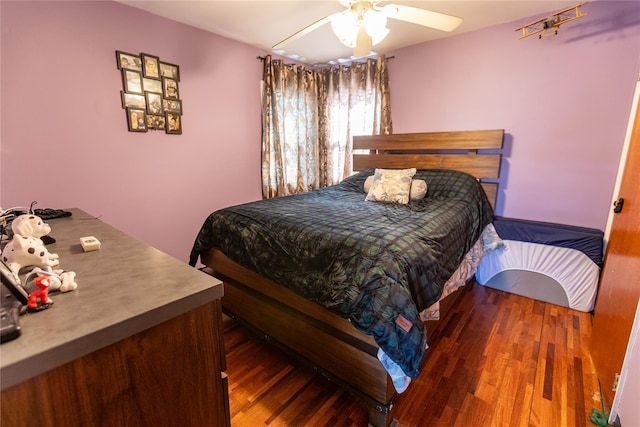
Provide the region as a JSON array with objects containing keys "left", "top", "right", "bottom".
[
  {"left": 383, "top": 4, "right": 463, "bottom": 32},
  {"left": 353, "top": 25, "right": 372, "bottom": 57},
  {"left": 272, "top": 14, "right": 335, "bottom": 49}
]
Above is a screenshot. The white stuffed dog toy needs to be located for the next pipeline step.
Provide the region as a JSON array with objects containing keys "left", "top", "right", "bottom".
[
  {"left": 1, "top": 213, "right": 78, "bottom": 297},
  {"left": 11, "top": 214, "right": 52, "bottom": 239},
  {"left": 1, "top": 235, "right": 60, "bottom": 275},
  {"left": 1, "top": 214, "right": 60, "bottom": 275}
]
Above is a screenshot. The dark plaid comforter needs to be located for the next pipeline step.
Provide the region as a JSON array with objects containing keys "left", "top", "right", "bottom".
[{"left": 190, "top": 169, "right": 494, "bottom": 377}]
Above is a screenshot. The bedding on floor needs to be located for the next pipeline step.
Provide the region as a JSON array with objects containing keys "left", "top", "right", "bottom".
[
  {"left": 190, "top": 168, "right": 494, "bottom": 378},
  {"left": 476, "top": 217, "right": 604, "bottom": 312}
]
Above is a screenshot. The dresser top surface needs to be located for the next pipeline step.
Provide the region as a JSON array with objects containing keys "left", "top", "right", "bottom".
[{"left": 1, "top": 208, "right": 223, "bottom": 390}]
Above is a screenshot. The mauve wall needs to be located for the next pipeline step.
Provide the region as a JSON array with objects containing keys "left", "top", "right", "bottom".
[
  {"left": 388, "top": 1, "right": 640, "bottom": 230},
  {"left": 2, "top": 1, "right": 639, "bottom": 263},
  {"left": 1, "top": 1, "right": 265, "bottom": 262}
]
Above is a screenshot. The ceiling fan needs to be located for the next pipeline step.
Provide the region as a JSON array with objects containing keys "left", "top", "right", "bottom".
[{"left": 272, "top": 0, "right": 463, "bottom": 58}]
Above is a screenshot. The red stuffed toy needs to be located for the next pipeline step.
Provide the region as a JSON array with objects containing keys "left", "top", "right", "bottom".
[{"left": 27, "top": 276, "right": 54, "bottom": 310}]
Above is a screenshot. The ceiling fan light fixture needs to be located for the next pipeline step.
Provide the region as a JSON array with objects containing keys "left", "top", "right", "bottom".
[
  {"left": 363, "top": 9, "right": 389, "bottom": 45},
  {"left": 331, "top": 6, "right": 388, "bottom": 50},
  {"left": 369, "top": 26, "right": 389, "bottom": 45},
  {"left": 381, "top": 4, "right": 399, "bottom": 18},
  {"left": 330, "top": 10, "right": 359, "bottom": 48},
  {"left": 273, "top": 0, "right": 463, "bottom": 60}
]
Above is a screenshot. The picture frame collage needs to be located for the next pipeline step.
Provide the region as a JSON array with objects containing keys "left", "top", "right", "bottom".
[{"left": 116, "top": 51, "right": 182, "bottom": 134}]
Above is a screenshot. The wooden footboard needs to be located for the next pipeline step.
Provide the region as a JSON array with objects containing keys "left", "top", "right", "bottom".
[{"left": 202, "top": 249, "right": 465, "bottom": 426}]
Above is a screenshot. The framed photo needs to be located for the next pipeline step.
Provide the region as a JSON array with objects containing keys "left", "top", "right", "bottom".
[
  {"left": 145, "top": 115, "right": 155, "bottom": 130},
  {"left": 165, "top": 112, "right": 182, "bottom": 134},
  {"left": 142, "top": 53, "right": 160, "bottom": 79},
  {"left": 152, "top": 116, "right": 165, "bottom": 130},
  {"left": 152, "top": 115, "right": 166, "bottom": 130},
  {"left": 121, "top": 91, "right": 146, "bottom": 109},
  {"left": 123, "top": 69, "right": 143, "bottom": 94},
  {"left": 145, "top": 92, "right": 163, "bottom": 115},
  {"left": 126, "top": 108, "right": 147, "bottom": 132},
  {"left": 116, "top": 51, "right": 142, "bottom": 71},
  {"left": 116, "top": 50, "right": 183, "bottom": 134},
  {"left": 143, "top": 77, "right": 162, "bottom": 93},
  {"left": 162, "top": 77, "right": 179, "bottom": 99},
  {"left": 159, "top": 61, "right": 180, "bottom": 81},
  {"left": 162, "top": 98, "right": 182, "bottom": 114}
]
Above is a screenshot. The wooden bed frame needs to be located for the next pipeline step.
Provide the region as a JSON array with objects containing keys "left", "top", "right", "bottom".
[{"left": 202, "top": 129, "right": 504, "bottom": 426}]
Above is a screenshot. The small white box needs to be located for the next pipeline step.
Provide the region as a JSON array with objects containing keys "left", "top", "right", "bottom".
[{"left": 80, "top": 236, "right": 101, "bottom": 252}]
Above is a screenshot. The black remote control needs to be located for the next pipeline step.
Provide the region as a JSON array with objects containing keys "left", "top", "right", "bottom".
[{"left": 0, "top": 303, "right": 21, "bottom": 343}]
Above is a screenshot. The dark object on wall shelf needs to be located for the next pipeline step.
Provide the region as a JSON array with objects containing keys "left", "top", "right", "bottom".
[{"left": 116, "top": 50, "right": 182, "bottom": 135}]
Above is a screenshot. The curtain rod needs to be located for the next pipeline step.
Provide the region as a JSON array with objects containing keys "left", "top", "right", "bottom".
[{"left": 257, "top": 55, "right": 394, "bottom": 62}]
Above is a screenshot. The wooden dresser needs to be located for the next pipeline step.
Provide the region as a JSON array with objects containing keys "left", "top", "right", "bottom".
[{"left": 0, "top": 208, "right": 229, "bottom": 427}]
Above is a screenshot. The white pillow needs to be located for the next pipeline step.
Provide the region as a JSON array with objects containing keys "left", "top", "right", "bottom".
[
  {"left": 364, "top": 175, "right": 374, "bottom": 193},
  {"left": 364, "top": 175, "right": 427, "bottom": 201},
  {"left": 409, "top": 179, "right": 428, "bottom": 201},
  {"left": 365, "top": 168, "right": 417, "bottom": 204}
]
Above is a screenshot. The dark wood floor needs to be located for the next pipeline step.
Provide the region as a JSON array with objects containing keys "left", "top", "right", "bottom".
[{"left": 223, "top": 281, "right": 603, "bottom": 426}]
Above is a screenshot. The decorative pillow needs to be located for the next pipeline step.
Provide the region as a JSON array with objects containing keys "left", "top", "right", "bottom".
[
  {"left": 365, "top": 168, "right": 417, "bottom": 204},
  {"left": 409, "top": 179, "right": 428, "bottom": 201},
  {"left": 364, "top": 175, "right": 427, "bottom": 201},
  {"left": 364, "top": 175, "right": 374, "bottom": 193}
]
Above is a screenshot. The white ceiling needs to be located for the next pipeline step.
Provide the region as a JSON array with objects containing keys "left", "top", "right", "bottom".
[{"left": 116, "top": 0, "right": 582, "bottom": 64}]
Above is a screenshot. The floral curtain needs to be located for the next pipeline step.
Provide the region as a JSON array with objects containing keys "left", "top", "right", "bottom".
[
  {"left": 261, "top": 55, "right": 392, "bottom": 198},
  {"left": 319, "top": 55, "right": 392, "bottom": 186},
  {"left": 261, "top": 56, "right": 321, "bottom": 198}
]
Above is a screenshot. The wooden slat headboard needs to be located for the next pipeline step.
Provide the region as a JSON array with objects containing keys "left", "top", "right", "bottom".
[{"left": 353, "top": 130, "right": 504, "bottom": 209}]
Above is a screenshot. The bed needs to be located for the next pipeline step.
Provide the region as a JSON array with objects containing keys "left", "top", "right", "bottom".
[
  {"left": 190, "top": 130, "right": 504, "bottom": 426},
  {"left": 475, "top": 216, "right": 604, "bottom": 312}
]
